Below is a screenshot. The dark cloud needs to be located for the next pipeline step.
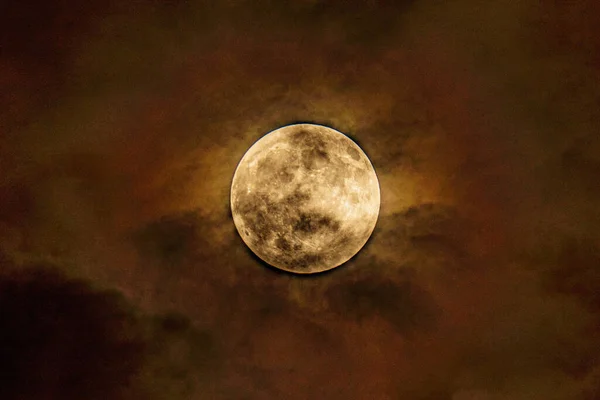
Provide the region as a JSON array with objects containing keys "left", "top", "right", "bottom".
[
  {"left": 369, "top": 203, "right": 471, "bottom": 284},
  {"left": 0, "top": 260, "right": 221, "bottom": 400},
  {"left": 326, "top": 269, "right": 438, "bottom": 334},
  {"left": 133, "top": 211, "right": 206, "bottom": 268},
  {"left": 0, "top": 264, "right": 144, "bottom": 399},
  {"left": 134, "top": 311, "right": 221, "bottom": 399},
  {"left": 546, "top": 237, "right": 600, "bottom": 315},
  {"left": 378, "top": 203, "right": 464, "bottom": 246}
]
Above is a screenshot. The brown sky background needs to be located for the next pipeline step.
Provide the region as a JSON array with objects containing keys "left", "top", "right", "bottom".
[{"left": 1, "top": 0, "right": 600, "bottom": 399}]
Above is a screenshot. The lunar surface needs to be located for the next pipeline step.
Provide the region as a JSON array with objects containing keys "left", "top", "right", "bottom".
[{"left": 230, "top": 123, "right": 380, "bottom": 274}]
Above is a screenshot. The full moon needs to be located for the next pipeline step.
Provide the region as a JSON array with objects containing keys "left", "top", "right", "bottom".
[{"left": 230, "top": 123, "right": 380, "bottom": 274}]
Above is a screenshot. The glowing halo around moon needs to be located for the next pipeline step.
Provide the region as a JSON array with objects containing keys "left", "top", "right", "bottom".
[{"left": 230, "top": 123, "right": 380, "bottom": 274}]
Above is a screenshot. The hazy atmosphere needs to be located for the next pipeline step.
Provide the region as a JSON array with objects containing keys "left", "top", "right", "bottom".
[{"left": 1, "top": 1, "right": 599, "bottom": 398}]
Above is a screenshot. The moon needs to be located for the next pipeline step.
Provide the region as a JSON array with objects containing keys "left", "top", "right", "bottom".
[{"left": 230, "top": 123, "right": 380, "bottom": 274}]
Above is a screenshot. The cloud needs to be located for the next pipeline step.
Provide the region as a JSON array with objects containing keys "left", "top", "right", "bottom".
[
  {"left": 133, "top": 211, "right": 209, "bottom": 268},
  {"left": 547, "top": 237, "right": 600, "bottom": 315},
  {"left": 0, "top": 259, "right": 221, "bottom": 400},
  {"left": 0, "top": 263, "right": 145, "bottom": 399},
  {"left": 326, "top": 269, "right": 439, "bottom": 334}
]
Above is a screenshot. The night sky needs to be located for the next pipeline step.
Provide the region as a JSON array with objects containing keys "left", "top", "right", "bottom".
[{"left": 1, "top": 1, "right": 600, "bottom": 399}]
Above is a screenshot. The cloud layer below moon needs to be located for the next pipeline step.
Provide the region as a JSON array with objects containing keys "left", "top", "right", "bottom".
[{"left": 1, "top": 0, "right": 600, "bottom": 398}]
